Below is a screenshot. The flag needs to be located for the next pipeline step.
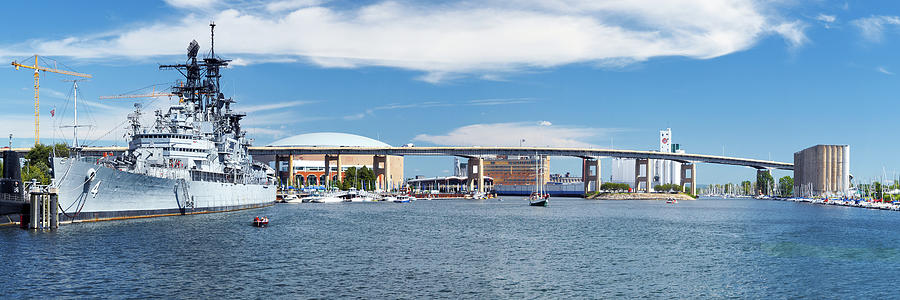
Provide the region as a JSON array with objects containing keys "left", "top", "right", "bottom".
[{"left": 50, "top": 109, "right": 55, "bottom": 117}]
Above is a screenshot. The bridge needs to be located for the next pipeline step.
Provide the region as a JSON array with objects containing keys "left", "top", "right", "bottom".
[
  {"left": 16, "top": 145, "right": 791, "bottom": 195},
  {"left": 245, "top": 146, "right": 793, "bottom": 170}
]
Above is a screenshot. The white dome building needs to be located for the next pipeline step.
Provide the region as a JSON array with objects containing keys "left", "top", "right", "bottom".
[
  {"left": 269, "top": 132, "right": 391, "bottom": 148},
  {"left": 265, "top": 132, "right": 403, "bottom": 191}
]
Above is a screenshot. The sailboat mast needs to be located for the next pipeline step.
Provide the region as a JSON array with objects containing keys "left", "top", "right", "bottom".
[{"left": 73, "top": 81, "right": 78, "bottom": 147}]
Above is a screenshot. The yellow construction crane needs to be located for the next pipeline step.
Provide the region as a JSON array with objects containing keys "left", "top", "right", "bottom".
[{"left": 11, "top": 55, "right": 92, "bottom": 145}]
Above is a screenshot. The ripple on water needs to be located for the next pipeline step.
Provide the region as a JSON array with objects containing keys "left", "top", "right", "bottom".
[{"left": 3, "top": 198, "right": 900, "bottom": 298}]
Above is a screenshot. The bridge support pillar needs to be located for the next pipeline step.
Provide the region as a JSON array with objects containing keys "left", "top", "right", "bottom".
[
  {"left": 635, "top": 158, "right": 652, "bottom": 192},
  {"left": 680, "top": 163, "right": 696, "bottom": 195},
  {"left": 287, "top": 155, "right": 295, "bottom": 187},
  {"left": 467, "top": 157, "right": 484, "bottom": 193},
  {"left": 374, "top": 155, "right": 390, "bottom": 191},
  {"left": 582, "top": 158, "right": 601, "bottom": 194},
  {"left": 274, "top": 155, "right": 282, "bottom": 187}
]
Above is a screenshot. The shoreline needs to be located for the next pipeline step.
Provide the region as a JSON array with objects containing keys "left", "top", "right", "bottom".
[{"left": 586, "top": 192, "right": 696, "bottom": 201}]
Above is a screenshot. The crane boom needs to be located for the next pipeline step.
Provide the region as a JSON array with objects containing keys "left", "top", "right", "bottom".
[{"left": 10, "top": 55, "right": 92, "bottom": 145}]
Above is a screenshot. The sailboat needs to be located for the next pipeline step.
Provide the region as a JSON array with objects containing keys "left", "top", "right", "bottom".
[{"left": 528, "top": 154, "right": 549, "bottom": 207}]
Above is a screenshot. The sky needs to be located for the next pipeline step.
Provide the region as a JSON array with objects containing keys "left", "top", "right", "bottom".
[{"left": 0, "top": 0, "right": 899, "bottom": 184}]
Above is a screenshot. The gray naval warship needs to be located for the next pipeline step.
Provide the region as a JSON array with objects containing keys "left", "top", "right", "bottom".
[{"left": 52, "top": 24, "right": 275, "bottom": 222}]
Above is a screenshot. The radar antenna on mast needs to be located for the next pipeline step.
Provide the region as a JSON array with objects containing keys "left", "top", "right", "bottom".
[{"left": 210, "top": 22, "right": 216, "bottom": 58}]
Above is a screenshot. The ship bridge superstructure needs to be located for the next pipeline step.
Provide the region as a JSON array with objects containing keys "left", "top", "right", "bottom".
[{"left": 106, "top": 23, "right": 266, "bottom": 185}]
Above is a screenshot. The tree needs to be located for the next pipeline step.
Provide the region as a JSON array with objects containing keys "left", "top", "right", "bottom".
[
  {"left": 654, "top": 183, "right": 682, "bottom": 192},
  {"left": 874, "top": 182, "right": 883, "bottom": 200},
  {"left": 53, "top": 143, "right": 69, "bottom": 157},
  {"left": 357, "top": 166, "right": 375, "bottom": 191},
  {"left": 22, "top": 163, "right": 49, "bottom": 185},
  {"left": 741, "top": 181, "right": 752, "bottom": 195},
  {"left": 756, "top": 171, "right": 774, "bottom": 195},
  {"left": 601, "top": 182, "right": 630, "bottom": 191},
  {"left": 22, "top": 144, "right": 54, "bottom": 185},
  {"left": 778, "top": 176, "right": 793, "bottom": 197},
  {"left": 341, "top": 167, "right": 358, "bottom": 190}
]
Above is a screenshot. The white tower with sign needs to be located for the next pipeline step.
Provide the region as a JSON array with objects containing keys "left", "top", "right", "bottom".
[{"left": 654, "top": 128, "right": 681, "bottom": 187}]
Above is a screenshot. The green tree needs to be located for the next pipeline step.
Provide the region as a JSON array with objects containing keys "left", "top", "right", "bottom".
[
  {"left": 741, "top": 181, "right": 752, "bottom": 195},
  {"left": 341, "top": 167, "right": 358, "bottom": 190},
  {"left": 601, "top": 182, "right": 630, "bottom": 191},
  {"left": 756, "top": 171, "right": 774, "bottom": 195},
  {"left": 874, "top": 182, "right": 883, "bottom": 200},
  {"left": 22, "top": 163, "right": 49, "bottom": 185},
  {"left": 22, "top": 144, "right": 58, "bottom": 185},
  {"left": 53, "top": 143, "right": 69, "bottom": 157},
  {"left": 777, "top": 176, "right": 793, "bottom": 197},
  {"left": 357, "top": 166, "right": 375, "bottom": 191},
  {"left": 654, "top": 183, "right": 682, "bottom": 192}
]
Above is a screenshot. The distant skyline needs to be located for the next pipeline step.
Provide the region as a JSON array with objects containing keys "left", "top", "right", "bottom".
[{"left": 1, "top": 0, "right": 900, "bottom": 183}]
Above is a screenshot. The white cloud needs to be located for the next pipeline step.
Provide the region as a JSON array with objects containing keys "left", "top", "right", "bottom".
[
  {"left": 413, "top": 122, "right": 623, "bottom": 147},
  {"left": 467, "top": 98, "right": 534, "bottom": 106},
  {"left": 42, "top": 87, "right": 68, "bottom": 100},
  {"left": 538, "top": 120, "right": 552, "bottom": 126},
  {"left": 2, "top": 0, "right": 807, "bottom": 82},
  {"left": 164, "top": 0, "right": 220, "bottom": 9},
  {"left": 342, "top": 98, "right": 533, "bottom": 120},
  {"left": 4, "top": 96, "right": 174, "bottom": 146},
  {"left": 244, "top": 127, "right": 290, "bottom": 138},
  {"left": 816, "top": 14, "right": 836, "bottom": 23},
  {"left": 236, "top": 100, "right": 312, "bottom": 113},
  {"left": 772, "top": 21, "right": 808, "bottom": 49},
  {"left": 877, "top": 66, "right": 894, "bottom": 75},
  {"left": 815, "top": 14, "right": 836, "bottom": 29},
  {"left": 852, "top": 15, "right": 900, "bottom": 42},
  {"left": 343, "top": 112, "right": 366, "bottom": 120},
  {"left": 265, "top": 0, "right": 324, "bottom": 12}
]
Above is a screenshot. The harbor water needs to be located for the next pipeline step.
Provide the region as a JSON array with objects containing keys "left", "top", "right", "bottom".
[{"left": 3, "top": 197, "right": 900, "bottom": 298}]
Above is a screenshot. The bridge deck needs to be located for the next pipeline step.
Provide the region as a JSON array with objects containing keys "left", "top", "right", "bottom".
[{"left": 13, "top": 146, "right": 793, "bottom": 170}]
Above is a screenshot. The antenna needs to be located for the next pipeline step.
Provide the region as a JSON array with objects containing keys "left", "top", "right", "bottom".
[
  {"left": 61, "top": 79, "right": 92, "bottom": 148},
  {"left": 210, "top": 22, "right": 216, "bottom": 58}
]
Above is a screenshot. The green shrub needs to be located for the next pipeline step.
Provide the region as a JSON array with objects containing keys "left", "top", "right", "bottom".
[
  {"left": 654, "top": 183, "right": 683, "bottom": 192},
  {"left": 600, "top": 182, "right": 631, "bottom": 191}
]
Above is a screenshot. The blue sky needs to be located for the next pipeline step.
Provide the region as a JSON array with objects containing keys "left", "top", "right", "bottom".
[{"left": 1, "top": 0, "right": 899, "bottom": 184}]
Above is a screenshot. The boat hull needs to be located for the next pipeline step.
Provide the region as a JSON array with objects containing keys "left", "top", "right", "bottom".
[
  {"left": 529, "top": 199, "right": 549, "bottom": 207},
  {"left": 53, "top": 157, "right": 274, "bottom": 223}
]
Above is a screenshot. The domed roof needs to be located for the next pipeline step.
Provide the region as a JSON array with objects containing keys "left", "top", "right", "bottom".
[{"left": 268, "top": 132, "right": 391, "bottom": 147}]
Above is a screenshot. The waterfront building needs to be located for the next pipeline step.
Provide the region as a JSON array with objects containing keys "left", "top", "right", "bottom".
[
  {"left": 611, "top": 157, "right": 636, "bottom": 187},
  {"left": 407, "top": 176, "right": 494, "bottom": 193},
  {"left": 793, "top": 145, "right": 850, "bottom": 197},
  {"left": 549, "top": 173, "right": 581, "bottom": 183},
  {"left": 483, "top": 155, "right": 550, "bottom": 186},
  {"left": 262, "top": 132, "right": 404, "bottom": 191},
  {"left": 653, "top": 128, "right": 683, "bottom": 187},
  {"left": 453, "top": 157, "right": 468, "bottom": 177}
]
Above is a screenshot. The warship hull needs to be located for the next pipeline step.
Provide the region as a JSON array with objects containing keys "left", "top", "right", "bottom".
[{"left": 53, "top": 157, "right": 274, "bottom": 223}]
